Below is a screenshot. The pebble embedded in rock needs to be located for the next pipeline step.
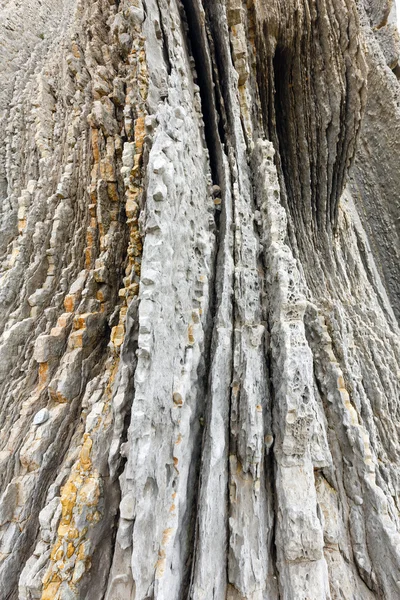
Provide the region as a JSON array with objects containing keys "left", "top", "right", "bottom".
[
  {"left": 33, "top": 408, "right": 50, "bottom": 426},
  {"left": 120, "top": 493, "right": 135, "bottom": 521}
]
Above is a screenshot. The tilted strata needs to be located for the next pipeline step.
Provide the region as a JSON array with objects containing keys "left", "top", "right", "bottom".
[{"left": 0, "top": 0, "right": 399, "bottom": 598}]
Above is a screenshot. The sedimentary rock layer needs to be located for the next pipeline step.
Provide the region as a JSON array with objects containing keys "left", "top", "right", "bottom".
[{"left": 0, "top": 0, "right": 399, "bottom": 598}]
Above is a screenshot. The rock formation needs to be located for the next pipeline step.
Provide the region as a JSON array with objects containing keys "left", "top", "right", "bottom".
[{"left": 0, "top": 0, "right": 399, "bottom": 598}]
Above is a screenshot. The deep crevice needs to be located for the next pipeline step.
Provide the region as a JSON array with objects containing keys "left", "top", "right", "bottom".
[
  {"left": 172, "top": 1, "right": 231, "bottom": 596},
  {"left": 180, "top": 0, "right": 223, "bottom": 187}
]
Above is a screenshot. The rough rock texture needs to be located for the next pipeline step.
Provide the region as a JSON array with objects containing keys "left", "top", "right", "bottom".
[{"left": 0, "top": 0, "right": 399, "bottom": 598}]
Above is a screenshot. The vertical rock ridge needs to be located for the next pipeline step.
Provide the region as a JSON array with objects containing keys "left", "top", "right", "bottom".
[{"left": 0, "top": 0, "right": 399, "bottom": 599}]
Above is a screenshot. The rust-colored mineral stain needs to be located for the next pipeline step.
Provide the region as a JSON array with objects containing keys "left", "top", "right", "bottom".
[
  {"left": 79, "top": 434, "right": 93, "bottom": 471},
  {"left": 64, "top": 294, "right": 75, "bottom": 313}
]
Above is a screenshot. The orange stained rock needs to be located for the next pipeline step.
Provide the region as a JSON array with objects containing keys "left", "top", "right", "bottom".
[
  {"left": 111, "top": 324, "right": 125, "bottom": 347},
  {"left": 129, "top": 282, "right": 139, "bottom": 296},
  {"left": 50, "top": 325, "right": 63, "bottom": 337},
  {"left": 86, "top": 228, "right": 96, "bottom": 249},
  {"left": 69, "top": 330, "right": 84, "bottom": 349},
  {"left": 109, "top": 207, "right": 119, "bottom": 222},
  {"left": 41, "top": 578, "right": 61, "bottom": 600},
  {"left": 173, "top": 392, "right": 183, "bottom": 406},
  {"left": 119, "top": 306, "right": 128, "bottom": 319},
  {"left": 126, "top": 197, "right": 139, "bottom": 219},
  {"left": 107, "top": 182, "right": 119, "bottom": 202},
  {"left": 86, "top": 510, "right": 102, "bottom": 523},
  {"left": 18, "top": 218, "right": 27, "bottom": 233},
  {"left": 88, "top": 186, "right": 97, "bottom": 204},
  {"left": 130, "top": 228, "right": 142, "bottom": 246},
  {"left": 79, "top": 477, "right": 100, "bottom": 506},
  {"left": 79, "top": 434, "right": 93, "bottom": 471},
  {"left": 96, "top": 287, "right": 107, "bottom": 303},
  {"left": 90, "top": 164, "right": 99, "bottom": 182},
  {"left": 85, "top": 245, "right": 95, "bottom": 269},
  {"left": 73, "top": 313, "right": 89, "bottom": 329},
  {"left": 231, "top": 383, "right": 240, "bottom": 395},
  {"left": 71, "top": 42, "right": 81, "bottom": 59},
  {"left": 188, "top": 324, "right": 194, "bottom": 344},
  {"left": 57, "top": 522, "right": 73, "bottom": 543},
  {"left": 60, "top": 480, "right": 78, "bottom": 520},
  {"left": 49, "top": 389, "right": 69, "bottom": 404},
  {"left": 64, "top": 294, "right": 75, "bottom": 313},
  {"left": 134, "top": 116, "right": 146, "bottom": 154},
  {"left": 161, "top": 527, "right": 173, "bottom": 547},
  {"left": 131, "top": 164, "right": 141, "bottom": 178},
  {"left": 38, "top": 362, "right": 49, "bottom": 387},
  {"left": 77, "top": 542, "right": 87, "bottom": 561},
  {"left": 100, "top": 156, "right": 116, "bottom": 182},
  {"left": 155, "top": 555, "right": 166, "bottom": 578},
  {"left": 57, "top": 313, "right": 72, "bottom": 328},
  {"left": 67, "top": 542, "right": 75, "bottom": 559},
  {"left": 49, "top": 539, "right": 62, "bottom": 562},
  {"left": 65, "top": 526, "right": 80, "bottom": 540},
  {"left": 91, "top": 129, "right": 100, "bottom": 163}
]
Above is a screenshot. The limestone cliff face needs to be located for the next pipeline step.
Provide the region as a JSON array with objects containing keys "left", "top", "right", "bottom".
[{"left": 0, "top": 0, "right": 399, "bottom": 598}]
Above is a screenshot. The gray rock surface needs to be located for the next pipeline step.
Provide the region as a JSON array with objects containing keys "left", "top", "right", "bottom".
[{"left": 0, "top": 0, "right": 399, "bottom": 598}]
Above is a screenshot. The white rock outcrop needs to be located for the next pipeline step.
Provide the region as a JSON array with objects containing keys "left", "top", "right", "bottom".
[{"left": 0, "top": 0, "right": 399, "bottom": 599}]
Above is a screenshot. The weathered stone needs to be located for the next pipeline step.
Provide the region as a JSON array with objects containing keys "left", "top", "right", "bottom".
[
  {"left": 0, "top": 0, "right": 399, "bottom": 599},
  {"left": 33, "top": 409, "right": 50, "bottom": 426}
]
